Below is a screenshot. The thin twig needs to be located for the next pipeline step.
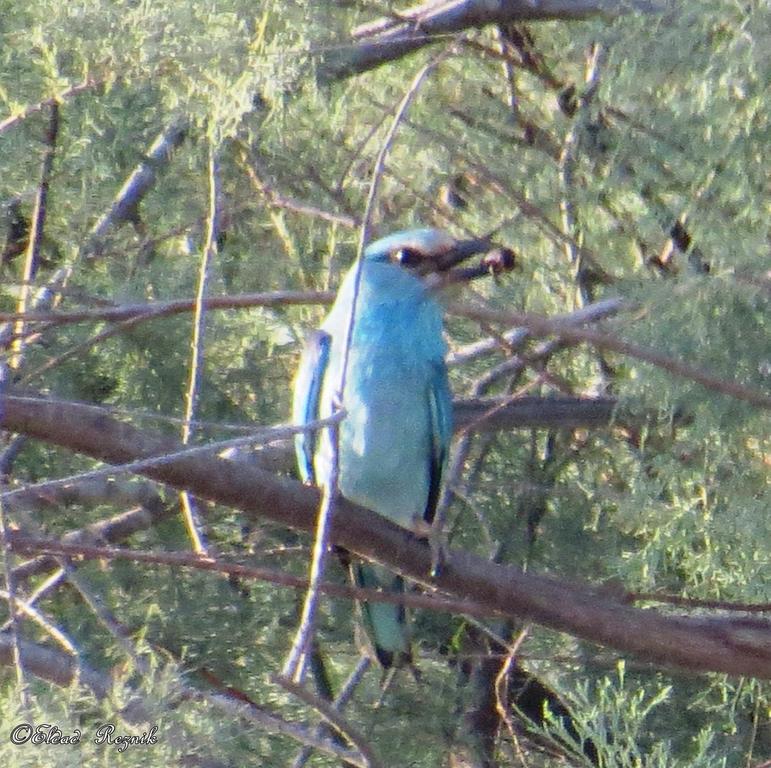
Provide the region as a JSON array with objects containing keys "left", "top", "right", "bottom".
[
  {"left": 630, "top": 592, "right": 771, "bottom": 614},
  {"left": 239, "top": 146, "right": 358, "bottom": 228},
  {"left": 6, "top": 534, "right": 508, "bottom": 619},
  {"left": 0, "top": 289, "right": 335, "bottom": 325},
  {"left": 448, "top": 297, "right": 625, "bottom": 366},
  {"left": 200, "top": 687, "right": 369, "bottom": 767},
  {"left": 339, "top": 44, "right": 458, "bottom": 429},
  {"left": 0, "top": 568, "right": 67, "bottom": 628},
  {"left": 0, "top": 466, "right": 28, "bottom": 704},
  {"left": 495, "top": 626, "right": 531, "bottom": 749},
  {"left": 4, "top": 390, "right": 303, "bottom": 437},
  {"left": 21, "top": 310, "right": 174, "bottom": 383},
  {"left": 496, "top": 26, "right": 520, "bottom": 120},
  {"left": 291, "top": 656, "right": 371, "bottom": 768},
  {"left": 274, "top": 675, "right": 383, "bottom": 768},
  {"left": 336, "top": 100, "right": 399, "bottom": 191},
  {"left": 61, "top": 559, "right": 150, "bottom": 673},
  {"left": 558, "top": 42, "right": 605, "bottom": 308},
  {"left": 450, "top": 300, "right": 771, "bottom": 409},
  {"left": 179, "top": 142, "right": 219, "bottom": 555},
  {"left": 0, "top": 77, "right": 100, "bottom": 135},
  {"left": 16, "top": 292, "right": 333, "bottom": 385},
  {"left": 284, "top": 416, "right": 349, "bottom": 681},
  {"left": 10, "top": 102, "right": 59, "bottom": 369},
  {"left": 0, "top": 411, "right": 342, "bottom": 505},
  {"left": 469, "top": 160, "right": 606, "bottom": 276},
  {"left": 0, "top": 587, "right": 78, "bottom": 656}
]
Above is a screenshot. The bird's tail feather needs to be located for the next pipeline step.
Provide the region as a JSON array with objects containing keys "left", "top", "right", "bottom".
[{"left": 352, "top": 562, "right": 412, "bottom": 668}]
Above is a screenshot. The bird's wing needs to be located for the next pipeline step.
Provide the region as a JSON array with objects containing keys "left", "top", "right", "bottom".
[
  {"left": 424, "top": 360, "right": 453, "bottom": 524},
  {"left": 292, "top": 330, "right": 331, "bottom": 484}
]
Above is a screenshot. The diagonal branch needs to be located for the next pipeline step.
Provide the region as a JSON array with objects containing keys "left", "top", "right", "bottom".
[
  {"left": 0, "top": 634, "right": 367, "bottom": 767},
  {"left": 274, "top": 675, "right": 382, "bottom": 768},
  {"left": 10, "top": 103, "right": 59, "bottom": 368},
  {"left": 318, "top": 0, "right": 662, "bottom": 81},
  {"left": 84, "top": 120, "right": 188, "bottom": 256},
  {"left": 0, "top": 391, "right": 769, "bottom": 679},
  {"left": 451, "top": 301, "right": 771, "bottom": 409},
  {"left": 178, "top": 142, "right": 219, "bottom": 554},
  {"left": 0, "top": 77, "right": 101, "bottom": 135}
]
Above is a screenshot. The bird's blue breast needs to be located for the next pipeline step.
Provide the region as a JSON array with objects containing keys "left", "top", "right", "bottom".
[{"left": 315, "top": 261, "right": 446, "bottom": 526}]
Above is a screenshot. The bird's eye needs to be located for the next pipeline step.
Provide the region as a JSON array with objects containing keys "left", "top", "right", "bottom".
[{"left": 393, "top": 247, "right": 422, "bottom": 267}]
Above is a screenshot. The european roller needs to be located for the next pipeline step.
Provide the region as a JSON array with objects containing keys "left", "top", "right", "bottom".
[{"left": 293, "top": 228, "right": 490, "bottom": 668}]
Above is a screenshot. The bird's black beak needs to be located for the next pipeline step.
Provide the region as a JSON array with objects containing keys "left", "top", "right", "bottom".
[
  {"left": 424, "top": 240, "right": 517, "bottom": 290},
  {"left": 432, "top": 236, "right": 493, "bottom": 273}
]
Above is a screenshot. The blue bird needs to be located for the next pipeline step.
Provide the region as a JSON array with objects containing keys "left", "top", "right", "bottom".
[{"left": 293, "top": 228, "right": 490, "bottom": 667}]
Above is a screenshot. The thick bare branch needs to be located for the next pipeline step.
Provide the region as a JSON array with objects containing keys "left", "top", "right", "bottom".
[
  {"left": 0, "top": 634, "right": 111, "bottom": 698},
  {"left": 319, "top": 0, "right": 661, "bottom": 81},
  {"left": 3, "top": 393, "right": 618, "bottom": 587},
  {"left": 11, "top": 484, "right": 170, "bottom": 582},
  {"left": 1, "top": 391, "right": 769, "bottom": 679},
  {"left": 85, "top": 120, "right": 188, "bottom": 256}
]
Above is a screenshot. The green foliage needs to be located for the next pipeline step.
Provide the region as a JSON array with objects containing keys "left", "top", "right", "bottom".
[{"left": 0, "top": 0, "right": 769, "bottom": 766}]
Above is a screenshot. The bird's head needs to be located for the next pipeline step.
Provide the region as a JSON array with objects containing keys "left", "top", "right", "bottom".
[{"left": 363, "top": 228, "right": 493, "bottom": 277}]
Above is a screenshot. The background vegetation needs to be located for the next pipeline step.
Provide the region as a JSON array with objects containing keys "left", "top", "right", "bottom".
[{"left": 0, "top": 1, "right": 768, "bottom": 766}]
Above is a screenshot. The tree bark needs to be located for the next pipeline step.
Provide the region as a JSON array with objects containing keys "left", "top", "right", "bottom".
[{"left": 1, "top": 390, "right": 769, "bottom": 679}]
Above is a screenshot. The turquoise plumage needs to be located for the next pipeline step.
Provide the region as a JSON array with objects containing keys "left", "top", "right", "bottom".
[{"left": 293, "top": 228, "right": 483, "bottom": 667}]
